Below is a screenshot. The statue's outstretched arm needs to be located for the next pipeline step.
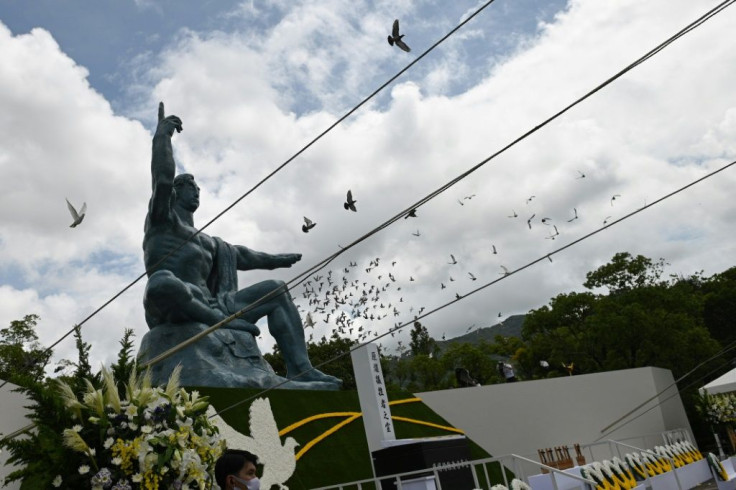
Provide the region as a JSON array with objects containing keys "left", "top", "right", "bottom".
[
  {"left": 148, "top": 102, "right": 183, "bottom": 225},
  {"left": 235, "top": 245, "right": 301, "bottom": 271}
]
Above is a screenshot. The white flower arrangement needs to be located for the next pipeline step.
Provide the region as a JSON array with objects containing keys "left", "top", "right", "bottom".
[
  {"left": 487, "top": 479, "right": 531, "bottom": 490},
  {"left": 54, "top": 365, "right": 225, "bottom": 489},
  {"left": 700, "top": 392, "right": 736, "bottom": 425}
]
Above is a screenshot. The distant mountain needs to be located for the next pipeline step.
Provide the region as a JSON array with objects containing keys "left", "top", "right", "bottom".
[{"left": 435, "top": 314, "right": 526, "bottom": 352}]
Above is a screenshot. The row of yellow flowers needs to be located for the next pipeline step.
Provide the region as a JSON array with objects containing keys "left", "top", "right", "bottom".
[{"left": 579, "top": 442, "right": 704, "bottom": 490}]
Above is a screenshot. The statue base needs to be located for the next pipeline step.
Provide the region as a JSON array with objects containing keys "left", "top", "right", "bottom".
[{"left": 137, "top": 322, "right": 340, "bottom": 390}]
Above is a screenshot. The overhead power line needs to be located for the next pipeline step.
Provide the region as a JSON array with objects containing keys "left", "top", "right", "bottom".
[
  {"left": 0, "top": 0, "right": 500, "bottom": 390},
  {"left": 209, "top": 157, "right": 736, "bottom": 418},
  {"left": 115, "top": 0, "right": 736, "bottom": 389}
]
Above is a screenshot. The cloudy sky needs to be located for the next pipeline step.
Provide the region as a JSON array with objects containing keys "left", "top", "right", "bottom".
[{"left": 1, "top": 0, "right": 735, "bottom": 373}]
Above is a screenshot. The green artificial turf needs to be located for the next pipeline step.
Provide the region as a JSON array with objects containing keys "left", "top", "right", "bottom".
[{"left": 196, "top": 387, "right": 512, "bottom": 489}]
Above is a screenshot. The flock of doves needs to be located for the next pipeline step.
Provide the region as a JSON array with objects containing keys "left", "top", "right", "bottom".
[
  {"left": 61, "top": 20, "right": 627, "bottom": 351},
  {"left": 296, "top": 168, "right": 627, "bottom": 350}
]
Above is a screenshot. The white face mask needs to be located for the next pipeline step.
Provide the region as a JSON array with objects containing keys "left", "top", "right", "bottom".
[{"left": 231, "top": 475, "right": 260, "bottom": 490}]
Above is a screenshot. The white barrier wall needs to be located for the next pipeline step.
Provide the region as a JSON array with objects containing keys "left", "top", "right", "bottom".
[
  {"left": 417, "top": 367, "right": 691, "bottom": 462},
  {"left": 0, "top": 380, "right": 31, "bottom": 490}
]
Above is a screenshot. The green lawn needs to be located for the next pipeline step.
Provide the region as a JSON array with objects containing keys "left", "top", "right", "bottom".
[{"left": 196, "top": 387, "right": 510, "bottom": 489}]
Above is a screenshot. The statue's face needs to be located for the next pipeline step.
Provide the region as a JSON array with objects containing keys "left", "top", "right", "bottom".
[{"left": 176, "top": 179, "right": 200, "bottom": 212}]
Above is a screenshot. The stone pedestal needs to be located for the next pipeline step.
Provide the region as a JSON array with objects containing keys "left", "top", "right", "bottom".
[{"left": 137, "top": 322, "right": 338, "bottom": 390}]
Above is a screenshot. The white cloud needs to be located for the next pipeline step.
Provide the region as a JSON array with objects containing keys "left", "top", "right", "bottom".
[{"left": 1, "top": 0, "right": 736, "bottom": 369}]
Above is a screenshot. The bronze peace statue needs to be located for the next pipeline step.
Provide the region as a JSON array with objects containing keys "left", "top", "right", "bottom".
[{"left": 137, "top": 103, "right": 341, "bottom": 390}]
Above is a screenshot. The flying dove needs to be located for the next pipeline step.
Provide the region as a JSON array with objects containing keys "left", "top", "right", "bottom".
[
  {"left": 344, "top": 190, "right": 357, "bottom": 212},
  {"left": 65, "top": 198, "right": 87, "bottom": 228},
  {"left": 387, "top": 19, "right": 411, "bottom": 52},
  {"left": 302, "top": 216, "right": 316, "bottom": 233}
]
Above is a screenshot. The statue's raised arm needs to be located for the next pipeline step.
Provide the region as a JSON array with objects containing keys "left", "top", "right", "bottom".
[{"left": 147, "top": 102, "right": 183, "bottom": 229}]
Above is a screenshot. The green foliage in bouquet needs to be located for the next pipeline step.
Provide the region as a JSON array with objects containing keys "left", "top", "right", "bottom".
[{"left": 1, "top": 328, "right": 225, "bottom": 490}]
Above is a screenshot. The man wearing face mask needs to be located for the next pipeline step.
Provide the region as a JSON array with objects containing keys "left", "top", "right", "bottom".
[{"left": 215, "top": 449, "right": 261, "bottom": 490}]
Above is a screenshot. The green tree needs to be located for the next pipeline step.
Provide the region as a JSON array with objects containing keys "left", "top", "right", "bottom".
[
  {"left": 583, "top": 252, "right": 666, "bottom": 293},
  {"left": 263, "top": 332, "right": 359, "bottom": 389},
  {"left": 0, "top": 314, "right": 50, "bottom": 385},
  {"left": 523, "top": 253, "right": 721, "bottom": 380},
  {"left": 409, "top": 320, "right": 437, "bottom": 357},
  {"left": 407, "top": 354, "right": 447, "bottom": 391},
  {"left": 441, "top": 341, "right": 498, "bottom": 385},
  {"left": 702, "top": 266, "right": 736, "bottom": 347}
]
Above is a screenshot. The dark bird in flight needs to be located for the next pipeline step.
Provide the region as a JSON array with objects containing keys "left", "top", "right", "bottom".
[
  {"left": 545, "top": 225, "right": 559, "bottom": 240},
  {"left": 457, "top": 199, "right": 464, "bottom": 206},
  {"left": 387, "top": 19, "right": 411, "bottom": 52},
  {"left": 508, "top": 210, "right": 518, "bottom": 218},
  {"left": 491, "top": 245, "right": 497, "bottom": 254},
  {"left": 412, "top": 230, "right": 421, "bottom": 237},
  {"left": 455, "top": 293, "right": 462, "bottom": 300},
  {"left": 576, "top": 170, "right": 586, "bottom": 179},
  {"left": 448, "top": 254, "right": 458, "bottom": 265},
  {"left": 404, "top": 208, "right": 418, "bottom": 219},
  {"left": 567, "top": 208, "right": 578, "bottom": 222},
  {"left": 547, "top": 254, "right": 553, "bottom": 263},
  {"left": 441, "top": 283, "right": 446, "bottom": 289},
  {"left": 603, "top": 216, "right": 612, "bottom": 225},
  {"left": 66, "top": 198, "right": 87, "bottom": 228},
  {"left": 344, "top": 190, "right": 357, "bottom": 212},
  {"left": 468, "top": 272, "right": 477, "bottom": 281},
  {"left": 541, "top": 217, "right": 552, "bottom": 224},
  {"left": 500, "top": 265, "right": 510, "bottom": 276},
  {"left": 527, "top": 214, "right": 535, "bottom": 229},
  {"left": 526, "top": 195, "right": 535, "bottom": 204},
  {"left": 464, "top": 194, "right": 476, "bottom": 200},
  {"left": 610, "top": 194, "right": 621, "bottom": 206},
  {"left": 302, "top": 216, "right": 316, "bottom": 233}
]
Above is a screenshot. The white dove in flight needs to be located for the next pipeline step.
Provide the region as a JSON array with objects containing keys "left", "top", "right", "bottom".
[{"left": 65, "top": 198, "right": 87, "bottom": 228}]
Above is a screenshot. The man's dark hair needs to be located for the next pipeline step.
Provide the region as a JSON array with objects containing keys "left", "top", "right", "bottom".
[{"left": 215, "top": 449, "right": 259, "bottom": 489}]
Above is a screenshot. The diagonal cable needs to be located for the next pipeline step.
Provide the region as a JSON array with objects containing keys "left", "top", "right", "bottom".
[{"left": 0, "top": 0, "right": 500, "bottom": 390}]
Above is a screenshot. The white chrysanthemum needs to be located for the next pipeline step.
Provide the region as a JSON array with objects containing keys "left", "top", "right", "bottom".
[
  {"left": 78, "top": 465, "right": 90, "bottom": 475},
  {"left": 112, "top": 456, "right": 123, "bottom": 466},
  {"left": 72, "top": 424, "right": 83, "bottom": 432},
  {"left": 128, "top": 422, "right": 138, "bottom": 431},
  {"left": 511, "top": 479, "right": 531, "bottom": 490},
  {"left": 141, "top": 425, "right": 152, "bottom": 434},
  {"left": 104, "top": 437, "right": 114, "bottom": 449},
  {"left": 52, "top": 475, "right": 62, "bottom": 487},
  {"left": 132, "top": 473, "right": 142, "bottom": 483}
]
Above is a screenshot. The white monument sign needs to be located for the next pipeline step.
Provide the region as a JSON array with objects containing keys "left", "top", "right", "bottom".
[{"left": 351, "top": 343, "right": 396, "bottom": 453}]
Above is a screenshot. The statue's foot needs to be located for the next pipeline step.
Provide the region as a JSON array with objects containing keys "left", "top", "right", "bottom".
[
  {"left": 289, "top": 368, "right": 342, "bottom": 387},
  {"left": 225, "top": 318, "right": 261, "bottom": 336}
]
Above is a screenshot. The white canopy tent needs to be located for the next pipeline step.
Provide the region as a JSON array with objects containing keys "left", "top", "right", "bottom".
[{"left": 700, "top": 367, "right": 736, "bottom": 395}]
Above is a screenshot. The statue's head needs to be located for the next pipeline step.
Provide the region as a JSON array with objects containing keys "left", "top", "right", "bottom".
[{"left": 173, "top": 173, "right": 199, "bottom": 212}]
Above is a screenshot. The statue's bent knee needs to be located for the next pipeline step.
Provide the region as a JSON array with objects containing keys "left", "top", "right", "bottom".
[
  {"left": 144, "top": 270, "right": 194, "bottom": 315},
  {"left": 267, "top": 279, "right": 290, "bottom": 298}
]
